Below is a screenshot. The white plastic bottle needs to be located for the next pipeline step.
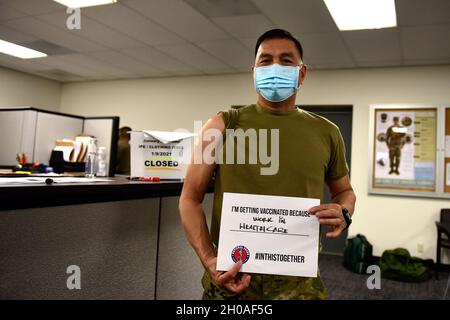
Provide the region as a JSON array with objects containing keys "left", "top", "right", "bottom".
[
  {"left": 85, "top": 138, "right": 97, "bottom": 178},
  {"left": 96, "top": 147, "right": 107, "bottom": 177}
]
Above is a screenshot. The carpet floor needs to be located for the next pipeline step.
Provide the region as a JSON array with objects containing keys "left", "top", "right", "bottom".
[{"left": 319, "top": 254, "right": 449, "bottom": 300}]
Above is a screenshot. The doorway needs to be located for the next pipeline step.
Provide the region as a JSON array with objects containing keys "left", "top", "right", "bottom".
[{"left": 301, "top": 105, "right": 353, "bottom": 255}]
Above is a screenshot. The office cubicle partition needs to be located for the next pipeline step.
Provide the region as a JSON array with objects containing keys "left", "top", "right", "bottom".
[
  {"left": 84, "top": 117, "right": 119, "bottom": 177},
  {"left": 0, "top": 107, "right": 119, "bottom": 176}
]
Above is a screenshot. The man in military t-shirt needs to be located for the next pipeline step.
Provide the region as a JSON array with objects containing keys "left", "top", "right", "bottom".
[
  {"left": 386, "top": 117, "right": 406, "bottom": 175},
  {"left": 179, "top": 29, "right": 356, "bottom": 300}
]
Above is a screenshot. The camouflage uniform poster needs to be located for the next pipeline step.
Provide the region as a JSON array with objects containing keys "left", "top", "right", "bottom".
[
  {"left": 445, "top": 107, "right": 450, "bottom": 192},
  {"left": 373, "top": 108, "right": 437, "bottom": 191}
]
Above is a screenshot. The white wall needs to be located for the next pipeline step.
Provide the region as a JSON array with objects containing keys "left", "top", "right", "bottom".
[
  {"left": 60, "top": 73, "right": 255, "bottom": 131},
  {"left": 0, "top": 66, "right": 61, "bottom": 111},
  {"left": 60, "top": 65, "right": 450, "bottom": 261}
]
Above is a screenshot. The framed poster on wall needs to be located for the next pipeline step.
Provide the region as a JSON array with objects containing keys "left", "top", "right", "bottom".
[
  {"left": 368, "top": 104, "right": 450, "bottom": 199},
  {"left": 373, "top": 108, "right": 437, "bottom": 191},
  {"left": 445, "top": 107, "right": 450, "bottom": 194}
]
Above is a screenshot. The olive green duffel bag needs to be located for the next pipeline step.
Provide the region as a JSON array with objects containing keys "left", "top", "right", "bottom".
[{"left": 379, "top": 248, "right": 432, "bottom": 282}]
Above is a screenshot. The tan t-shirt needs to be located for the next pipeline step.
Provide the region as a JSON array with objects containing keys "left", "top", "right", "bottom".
[
  {"left": 116, "top": 141, "right": 131, "bottom": 175},
  {"left": 211, "top": 103, "right": 349, "bottom": 245}
]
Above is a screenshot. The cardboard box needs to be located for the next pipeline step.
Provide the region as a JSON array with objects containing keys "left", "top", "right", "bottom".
[{"left": 130, "top": 130, "right": 196, "bottom": 179}]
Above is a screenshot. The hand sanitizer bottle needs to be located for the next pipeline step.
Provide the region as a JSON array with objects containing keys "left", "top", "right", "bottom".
[
  {"left": 85, "top": 138, "right": 97, "bottom": 178},
  {"left": 96, "top": 147, "right": 107, "bottom": 177}
]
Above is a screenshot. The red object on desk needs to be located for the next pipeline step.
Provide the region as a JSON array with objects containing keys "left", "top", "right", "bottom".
[
  {"left": 16, "top": 153, "right": 27, "bottom": 166},
  {"left": 138, "top": 177, "right": 160, "bottom": 182}
]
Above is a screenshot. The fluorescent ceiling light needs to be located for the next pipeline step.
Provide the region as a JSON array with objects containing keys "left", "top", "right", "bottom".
[
  {"left": 0, "top": 39, "right": 47, "bottom": 59},
  {"left": 324, "top": 0, "right": 397, "bottom": 31},
  {"left": 53, "top": 0, "right": 117, "bottom": 8}
]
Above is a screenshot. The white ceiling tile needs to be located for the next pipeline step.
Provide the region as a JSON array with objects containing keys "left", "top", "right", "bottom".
[
  {"left": 83, "top": 3, "right": 186, "bottom": 46},
  {"left": 403, "top": 58, "right": 450, "bottom": 66},
  {"left": 212, "top": 14, "right": 274, "bottom": 39},
  {"left": 34, "top": 69, "right": 86, "bottom": 82},
  {"left": 308, "top": 61, "right": 356, "bottom": 70},
  {"left": 0, "top": 25, "right": 39, "bottom": 44},
  {"left": 37, "top": 55, "right": 107, "bottom": 78},
  {"left": 57, "top": 54, "right": 139, "bottom": 77},
  {"left": 196, "top": 39, "right": 253, "bottom": 70},
  {"left": 342, "top": 28, "right": 401, "bottom": 62},
  {"left": 0, "top": 2, "right": 28, "bottom": 21},
  {"left": 202, "top": 67, "right": 237, "bottom": 75},
  {"left": 40, "top": 53, "right": 135, "bottom": 78},
  {"left": 37, "top": 11, "right": 143, "bottom": 49},
  {"left": 397, "top": 0, "right": 450, "bottom": 26},
  {"left": 184, "top": 0, "right": 261, "bottom": 18},
  {"left": 0, "top": 52, "right": 50, "bottom": 71},
  {"left": 3, "top": 16, "right": 105, "bottom": 52},
  {"left": 123, "top": 0, "right": 230, "bottom": 42},
  {"left": 234, "top": 65, "right": 253, "bottom": 73},
  {"left": 355, "top": 60, "right": 404, "bottom": 68},
  {"left": 297, "top": 32, "right": 353, "bottom": 65},
  {"left": 237, "top": 37, "right": 257, "bottom": 52},
  {"left": 29, "top": 73, "right": 64, "bottom": 82},
  {"left": 252, "top": 0, "right": 337, "bottom": 34},
  {"left": 119, "top": 46, "right": 201, "bottom": 75},
  {"left": 0, "top": 0, "right": 449, "bottom": 80},
  {"left": 157, "top": 42, "right": 233, "bottom": 73},
  {"left": 0, "top": 0, "right": 64, "bottom": 15},
  {"left": 401, "top": 24, "right": 450, "bottom": 60},
  {"left": 0, "top": 64, "right": 60, "bottom": 81},
  {"left": 86, "top": 50, "right": 170, "bottom": 77}
]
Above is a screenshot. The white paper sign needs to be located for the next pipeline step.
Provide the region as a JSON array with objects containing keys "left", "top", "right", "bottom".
[
  {"left": 129, "top": 131, "right": 196, "bottom": 179},
  {"left": 217, "top": 192, "right": 320, "bottom": 278}
]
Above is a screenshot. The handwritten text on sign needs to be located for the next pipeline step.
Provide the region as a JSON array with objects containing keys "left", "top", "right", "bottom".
[{"left": 217, "top": 193, "right": 320, "bottom": 277}]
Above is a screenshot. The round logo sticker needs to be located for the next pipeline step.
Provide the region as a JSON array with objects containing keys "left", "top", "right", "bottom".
[{"left": 231, "top": 245, "right": 250, "bottom": 264}]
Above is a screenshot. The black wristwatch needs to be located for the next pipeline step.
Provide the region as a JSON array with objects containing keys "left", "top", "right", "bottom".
[{"left": 342, "top": 207, "right": 352, "bottom": 230}]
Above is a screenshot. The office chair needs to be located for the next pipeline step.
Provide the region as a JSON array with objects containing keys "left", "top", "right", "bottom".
[{"left": 435, "top": 208, "right": 450, "bottom": 280}]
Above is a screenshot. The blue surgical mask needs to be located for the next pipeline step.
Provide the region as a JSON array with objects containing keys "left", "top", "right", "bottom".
[{"left": 254, "top": 63, "right": 301, "bottom": 102}]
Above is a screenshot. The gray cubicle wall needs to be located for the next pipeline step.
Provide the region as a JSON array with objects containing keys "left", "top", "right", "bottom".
[
  {"left": 33, "top": 111, "right": 84, "bottom": 163},
  {"left": 0, "top": 109, "right": 37, "bottom": 165},
  {"left": 0, "top": 192, "right": 214, "bottom": 299},
  {"left": 0, "top": 107, "right": 119, "bottom": 175},
  {"left": 0, "top": 198, "right": 160, "bottom": 299},
  {"left": 156, "top": 194, "right": 214, "bottom": 300},
  {"left": 84, "top": 117, "right": 119, "bottom": 177}
]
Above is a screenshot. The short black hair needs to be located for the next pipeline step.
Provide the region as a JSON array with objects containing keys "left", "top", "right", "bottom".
[
  {"left": 119, "top": 126, "right": 132, "bottom": 134},
  {"left": 255, "top": 29, "right": 303, "bottom": 59},
  {"left": 119, "top": 126, "right": 132, "bottom": 139}
]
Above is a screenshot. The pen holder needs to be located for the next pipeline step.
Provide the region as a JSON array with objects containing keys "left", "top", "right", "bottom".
[{"left": 49, "top": 150, "right": 85, "bottom": 173}]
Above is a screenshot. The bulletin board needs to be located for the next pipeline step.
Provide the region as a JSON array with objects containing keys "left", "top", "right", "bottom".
[{"left": 368, "top": 104, "right": 450, "bottom": 199}]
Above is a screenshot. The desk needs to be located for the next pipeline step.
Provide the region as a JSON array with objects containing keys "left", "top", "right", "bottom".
[{"left": 0, "top": 177, "right": 213, "bottom": 299}]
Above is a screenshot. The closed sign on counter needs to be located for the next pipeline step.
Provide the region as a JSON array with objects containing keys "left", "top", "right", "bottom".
[{"left": 130, "top": 130, "right": 196, "bottom": 179}]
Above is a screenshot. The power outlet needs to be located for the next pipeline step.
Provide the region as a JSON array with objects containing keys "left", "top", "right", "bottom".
[{"left": 417, "top": 243, "right": 424, "bottom": 253}]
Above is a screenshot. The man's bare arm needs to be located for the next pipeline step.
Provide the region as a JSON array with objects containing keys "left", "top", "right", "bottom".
[
  {"left": 328, "top": 175, "right": 356, "bottom": 215},
  {"left": 179, "top": 114, "right": 223, "bottom": 270},
  {"left": 309, "top": 175, "right": 356, "bottom": 238},
  {"left": 179, "top": 114, "right": 251, "bottom": 293}
]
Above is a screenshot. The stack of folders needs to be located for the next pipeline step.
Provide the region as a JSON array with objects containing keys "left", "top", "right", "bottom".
[{"left": 53, "top": 134, "right": 92, "bottom": 163}]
